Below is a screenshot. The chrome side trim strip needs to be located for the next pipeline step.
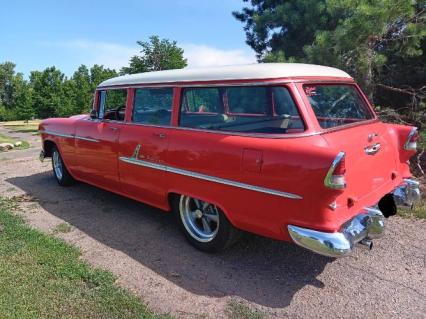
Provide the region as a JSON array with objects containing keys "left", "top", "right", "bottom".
[
  {"left": 119, "top": 155, "right": 302, "bottom": 200},
  {"left": 41, "top": 130, "right": 99, "bottom": 143},
  {"left": 42, "top": 130, "right": 74, "bottom": 139},
  {"left": 74, "top": 136, "right": 99, "bottom": 143}
]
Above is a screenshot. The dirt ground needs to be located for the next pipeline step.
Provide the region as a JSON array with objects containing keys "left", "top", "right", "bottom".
[{"left": 0, "top": 125, "right": 425, "bottom": 319}]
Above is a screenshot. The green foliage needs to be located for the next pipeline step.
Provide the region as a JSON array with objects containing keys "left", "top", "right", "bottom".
[
  {"left": 30, "top": 67, "right": 66, "bottom": 118},
  {"left": 0, "top": 62, "right": 118, "bottom": 120},
  {"left": 121, "top": 35, "right": 187, "bottom": 74},
  {"left": 234, "top": 0, "right": 426, "bottom": 104},
  {"left": 0, "top": 198, "right": 170, "bottom": 318},
  {"left": 0, "top": 35, "right": 186, "bottom": 120}
]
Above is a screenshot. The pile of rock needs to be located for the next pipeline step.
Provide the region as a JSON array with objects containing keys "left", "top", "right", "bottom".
[{"left": 0, "top": 141, "right": 23, "bottom": 152}]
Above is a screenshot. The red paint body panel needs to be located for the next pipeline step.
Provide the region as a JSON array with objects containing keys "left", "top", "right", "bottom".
[{"left": 39, "top": 76, "right": 417, "bottom": 242}]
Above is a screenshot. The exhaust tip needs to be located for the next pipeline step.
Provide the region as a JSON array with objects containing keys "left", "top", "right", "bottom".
[{"left": 359, "top": 239, "right": 373, "bottom": 250}]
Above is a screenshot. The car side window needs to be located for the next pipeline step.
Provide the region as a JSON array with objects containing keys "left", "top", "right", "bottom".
[
  {"left": 133, "top": 88, "right": 173, "bottom": 125},
  {"left": 179, "top": 86, "right": 305, "bottom": 134},
  {"left": 98, "top": 89, "right": 127, "bottom": 121}
]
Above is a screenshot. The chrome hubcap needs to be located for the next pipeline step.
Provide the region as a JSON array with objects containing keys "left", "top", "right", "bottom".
[
  {"left": 52, "top": 150, "right": 63, "bottom": 180},
  {"left": 179, "top": 195, "right": 220, "bottom": 242}
]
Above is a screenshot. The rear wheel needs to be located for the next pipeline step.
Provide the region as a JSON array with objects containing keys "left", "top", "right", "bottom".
[
  {"left": 52, "top": 146, "right": 75, "bottom": 186},
  {"left": 174, "top": 194, "right": 239, "bottom": 252}
]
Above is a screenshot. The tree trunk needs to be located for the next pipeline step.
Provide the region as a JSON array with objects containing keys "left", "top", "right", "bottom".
[{"left": 362, "top": 44, "right": 374, "bottom": 101}]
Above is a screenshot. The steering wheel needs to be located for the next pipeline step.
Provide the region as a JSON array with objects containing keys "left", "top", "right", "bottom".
[{"left": 114, "top": 105, "right": 125, "bottom": 120}]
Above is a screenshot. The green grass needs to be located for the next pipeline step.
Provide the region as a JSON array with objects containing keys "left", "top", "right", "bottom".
[
  {"left": 53, "top": 222, "right": 73, "bottom": 234},
  {"left": 0, "top": 134, "right": 29, "bottom": 150},
  {"left": 226, "top": 300, "right": 265, "bottom": 319},
  {"left": 0, "top": 120, "right": 40, "bottom": 134},
  {"left": 0, "top": 198, "right": 170, "bottom": 319},
  {"left": 399, "top": 196, "right": 426, "bottom": 219}
]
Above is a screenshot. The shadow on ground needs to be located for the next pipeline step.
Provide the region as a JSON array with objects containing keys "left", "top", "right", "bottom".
[{"left": 8, "top": 171, "right": 332, "bottom": 308}]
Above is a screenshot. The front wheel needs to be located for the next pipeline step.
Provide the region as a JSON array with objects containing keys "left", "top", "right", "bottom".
[
  {"left": 175, "top": 195, "right": 240, "bottom": 252},
  {"left": 52, "top": 146, "right": 75, "bottom": 186}
]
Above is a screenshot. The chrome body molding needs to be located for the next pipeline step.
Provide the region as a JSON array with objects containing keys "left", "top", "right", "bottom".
[
  {"left": 74, "top": 135, "right": 99, "bottom": 143},
  {"left": 119, "top": 148, "right": 302, "bottom": 200},
  {"left": 288, "top": 207, "right": 385, "bottom": 258},
  {"left": 392, "top": 178, "right": 421, "bottom": 207},
  {"left": 41, "top": 130, "right": 99, "bottom": 143},
  {"left": 42, "top": 130, "right": 74, "bottom": 139}
]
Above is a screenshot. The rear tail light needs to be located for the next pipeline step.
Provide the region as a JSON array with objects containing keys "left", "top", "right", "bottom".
[
  {"left": 404, "top": 127, "right": 418, "bottom": 151},
  {"left": 324, "top": 152, "right": 346, "bottom": 190}
]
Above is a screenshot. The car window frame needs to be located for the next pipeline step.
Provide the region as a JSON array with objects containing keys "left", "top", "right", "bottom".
[
  {"left": 178, "top": 84, "right": 306, "bottom": 134},
  {"left": 131, "top": 87, "right": 174, "bottom": 126},
  {"left": 95, "top": 88, "right": 128, "bottom": 123},
  {"left": 302, "top": 82, "right": 376, "bottom": 130}
]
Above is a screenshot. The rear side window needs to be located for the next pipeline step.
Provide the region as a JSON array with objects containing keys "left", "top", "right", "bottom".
[
  {"left": 179, "top": 86, "right": 304, "bottom": 134},
  {"left": 182, "top": 88, "right": 222, "bottom": 113},
  {"left": 227, "top": 87, "right": 268, "bottom": 114},
  {"left": 303, "top": 84, "right": 373, "bottom": 129},
  {"left": 133, "top": 88, "right": 173, "bottom": 125}
]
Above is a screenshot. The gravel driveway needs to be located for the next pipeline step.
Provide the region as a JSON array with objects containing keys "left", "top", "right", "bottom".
[{"left": 0, "top": 126, "right": 425, "bottom": 319}]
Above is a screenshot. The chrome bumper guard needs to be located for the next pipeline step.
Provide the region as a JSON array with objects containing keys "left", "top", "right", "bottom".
[
  {"left": 288, "top": 179, "right": 421, "bottom": 258},
  {"left": 392, "top": 178, "right": 421, "bottom": 208}
]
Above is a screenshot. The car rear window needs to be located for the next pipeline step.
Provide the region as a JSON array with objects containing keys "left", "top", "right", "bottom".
[
  {"left": 303, "top": 84, "right": 374, "bottom": 129},
  {"left": 179, "top": 86, "right": 304, "bottom": 134}
]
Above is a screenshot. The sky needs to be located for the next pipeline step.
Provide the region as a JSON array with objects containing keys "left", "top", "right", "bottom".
[{"left": 0, "top": 0, "right": 257, "bottom": 78}]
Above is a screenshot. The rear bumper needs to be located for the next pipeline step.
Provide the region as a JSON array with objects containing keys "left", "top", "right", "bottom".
[
  {"left": 392, "top": 178, "right": 421, "bottom": 208},
  {"left": 288, "top": 179, "right": 421, "bottom": 258}
]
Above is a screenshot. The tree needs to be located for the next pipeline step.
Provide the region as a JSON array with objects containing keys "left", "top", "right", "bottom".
[
  {"left": 30, "top": 67, "right": 66, "bottom": 119},
  {"left": 89, "top": 64, "right": 117, "bottom": 91},
  {"left": 304, "top": 0, "right": 426, "bottom": 98},
  {"left": 234, "top": 0, "right": 426, "bottom": 99},
  {"left": 233, "top": 0, "right": 335, "bottom": 60},
  {"left": 13, "top": 74, "right": 34, "bottom": 121},
  {"left": 0, "top": 62, "right": 17, "bottom": 108},
  {"left": 71, "top": 65, "right": 91, "bottom": 114},
  {"left": 121, "top": 36, "right": 187, "bottom": 74}
]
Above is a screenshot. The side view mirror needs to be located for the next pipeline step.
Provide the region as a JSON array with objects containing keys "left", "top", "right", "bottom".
[{"left": 90, "top": 109, "right": 98, "bottom": 119}]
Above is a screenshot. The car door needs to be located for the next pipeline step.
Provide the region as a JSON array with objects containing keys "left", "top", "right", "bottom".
[
  {"left": 118, "top": 87, "right": 173, "bottom": 208},
  {"left": 74, "top": 89, "right": 127, "bottom": 189}
]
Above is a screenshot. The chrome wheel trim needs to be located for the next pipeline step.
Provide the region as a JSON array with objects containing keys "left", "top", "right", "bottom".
[
  {"left": 52, "top": 150, "right": 63, "bottom": 181},
  {"left": 179, "top": 195, "right": 220, "bottom": 243}
]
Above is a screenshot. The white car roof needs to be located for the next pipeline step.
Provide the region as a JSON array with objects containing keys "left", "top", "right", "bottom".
[{"left": 98, "top": 63, "right": 352, "bottom": 87}]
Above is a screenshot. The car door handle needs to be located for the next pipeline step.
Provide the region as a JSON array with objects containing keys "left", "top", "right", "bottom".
[
  {"left": 364, "top": 143, "right": 381, "bottom": 155},
  {"left": 154, "top": 132, "right": 166, "bottom": 139},
  {"left": 110, "top": 127, "right": 119, "bottom": 132}
]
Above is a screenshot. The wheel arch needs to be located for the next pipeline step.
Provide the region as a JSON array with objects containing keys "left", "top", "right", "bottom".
[
  {"left": 43, "top": 139, "right": 57, "bottom": 157},
  {"left": 166, "top": 190, "right": 239, "bottom": 229}
]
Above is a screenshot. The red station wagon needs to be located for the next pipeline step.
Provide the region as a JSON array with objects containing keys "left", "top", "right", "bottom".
[{"left": 39, "top": 63, "right": 421, "bottom": 257}]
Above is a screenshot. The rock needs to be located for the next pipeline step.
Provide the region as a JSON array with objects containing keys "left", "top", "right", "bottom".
[
  {"left": 14, "top": 141, "right": 22, "bottom": 147},
  {"left": 0, "top": 143, "right": 14, "bottom": 151}
]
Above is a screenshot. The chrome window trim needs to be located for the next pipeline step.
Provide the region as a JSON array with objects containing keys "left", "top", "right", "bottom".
[
  {"left": 98, "top": 78, "right": 355, "bottom": 90},
  {"left": 120, "top": 121, "right": 320, "bottom": 139},
  {"left": 119, "top": 155, "right": 302, "bottom": 200}
]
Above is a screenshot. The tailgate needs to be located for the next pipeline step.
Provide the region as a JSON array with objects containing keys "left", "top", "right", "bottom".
[{"left": 322, "top": 122, "right": 398, "bottom": 200}]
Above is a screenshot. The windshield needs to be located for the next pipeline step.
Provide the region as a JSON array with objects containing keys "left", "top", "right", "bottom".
[{"left": 303, "top": 84, "right": 374, "bottom": 129}]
